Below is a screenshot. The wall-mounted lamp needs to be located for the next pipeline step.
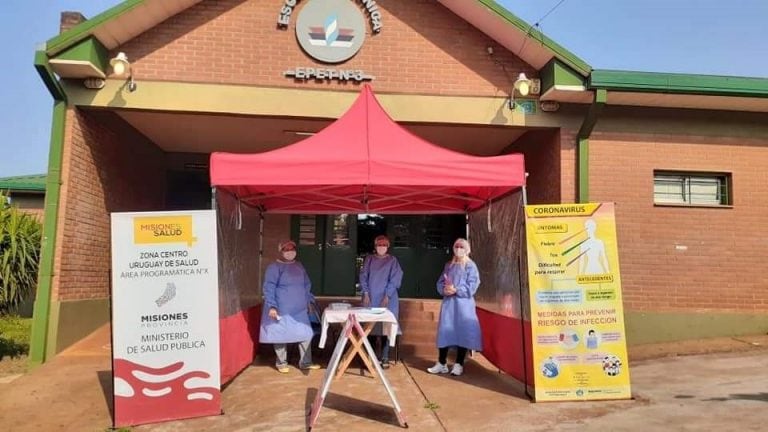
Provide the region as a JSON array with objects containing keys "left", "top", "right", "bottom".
[
  {"left": 83, "top": 77, "right": 106, "bottom": 89},
  {"left": 509, "top": 72, "right": 532, "bottom": 109},
  {"left": 110, "top": 52, "right": 137, "bottom": 92},
  {"left": 540, "top": 100, "right": 561, "bottom": 112}
]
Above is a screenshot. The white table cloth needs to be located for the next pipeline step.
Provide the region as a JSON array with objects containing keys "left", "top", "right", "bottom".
[{"left": 318, "top": 307, "right": 399, "bottom": 348}]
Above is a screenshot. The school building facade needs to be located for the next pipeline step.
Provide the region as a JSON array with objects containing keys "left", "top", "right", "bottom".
[{"left": 29, "top": 0, "right": 768, "bottom": 364}]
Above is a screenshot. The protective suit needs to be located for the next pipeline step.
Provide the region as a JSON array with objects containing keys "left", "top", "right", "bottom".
[
  {"left": 360, "top": 253, "right": 403, "bottom": 327},
  {"left": 435, "top": 259, "right": 483, "bottom": 351},
  {"left": 259, "top": 260, "right": 314, "bottom": 344}
]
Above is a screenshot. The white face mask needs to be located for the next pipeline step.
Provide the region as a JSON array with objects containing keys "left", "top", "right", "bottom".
[
  {"left": 376, "top": 246, "right": 388, "bottom": 256},
  {"left": 454, "top": 247, "right": 467, "bottom": 258},
  {"left": 282, "top": 251, "right": 297, "bottom": 261}
]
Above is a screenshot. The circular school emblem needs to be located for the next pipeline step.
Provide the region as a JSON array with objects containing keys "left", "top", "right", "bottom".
[{"left": 295, "top": 0, "right": 367, "bottom": 64}]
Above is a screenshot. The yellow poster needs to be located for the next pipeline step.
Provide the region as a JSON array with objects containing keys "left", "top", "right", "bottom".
[
  {"left": 525, "top": 203, "right": 631, "bottom": 401},
  {"left": 133, "top": 215, "right": 197, "bottom": 246}
]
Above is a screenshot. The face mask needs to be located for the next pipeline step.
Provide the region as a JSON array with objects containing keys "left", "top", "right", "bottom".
[
  {"left": 282, "top": 251, "right": 297, "bottom": 261},
  {"left": 454, "top": 248, "right": 467, "bottom": 258},
  {"left": 376, "top": 246, "right": 388, "bottom": 256}
]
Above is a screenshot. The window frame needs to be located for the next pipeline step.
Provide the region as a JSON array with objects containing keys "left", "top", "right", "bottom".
[{"left": 653, "top": 170, "right": 733, "bottom": 208}]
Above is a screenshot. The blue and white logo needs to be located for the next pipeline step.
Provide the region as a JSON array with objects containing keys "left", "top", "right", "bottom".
[{"left": 296, "top": 0, "right": 366, "bottom": 63}]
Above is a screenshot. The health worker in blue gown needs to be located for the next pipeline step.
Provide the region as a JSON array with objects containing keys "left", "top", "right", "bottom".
[
  {"left": 360, "top": 235, "right": 403, "bottom": 368},
  {"left": 259, "top": 240, "right": 321, "bottom": 373},
  {"left": 427, "top": 238, "right": 482, "bottom": 377}
]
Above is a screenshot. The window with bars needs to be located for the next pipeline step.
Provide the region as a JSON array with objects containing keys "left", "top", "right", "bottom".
[
  {"left": 298, "top": 215, "right": 317, "bottom": 245},
  {"left": 653, "top": 171, "right": 732, "bottom": 206}
]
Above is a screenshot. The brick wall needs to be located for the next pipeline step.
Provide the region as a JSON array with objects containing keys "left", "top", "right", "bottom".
[
  {"left": 117, "top": 0, "right": 535, "bottom": 96},
  {"left": 502, "top": 129, "right": 561, "bottom": 204},
  {"left": 260, "top": 214, "right": 291, "bottom": 279},
  {"left": 560, "top": 129, "right": 578, "bottom": 204},
  {"left": 9, "top": 193, "right": 45, "bottom": 222},
  {"left": 53, "top": 109, "right": 166, "bottom": 301},
  {"left": 19, "top": 208, "right": 45, "bottom": 222},
  {"left": 590, "top": 130, "right": 768, "bottom": 313}
]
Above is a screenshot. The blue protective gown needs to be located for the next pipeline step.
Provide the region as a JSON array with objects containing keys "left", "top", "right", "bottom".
[
  {"left": 259, "top": 260, "right": 315, "bottom": 344},
  {"left": 435, "top": 259, "right": 483, "bottom": 351},
  {"left": 360, "top": 254, "right": 403, "bottom": 334}
]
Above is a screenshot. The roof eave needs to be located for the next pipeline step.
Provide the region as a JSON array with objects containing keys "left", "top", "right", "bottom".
[
  {"left": 45, "top": 0, "right": 146, "bottom": 56},
  {"left": 472, "top": 0, "right": 592, "bottom": 76},
  {"left": 589, "top": 69, "right": 768, "bottom": 98}
]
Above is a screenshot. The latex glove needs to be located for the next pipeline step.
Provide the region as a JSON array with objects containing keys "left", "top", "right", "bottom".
[
  {"left": 381, "top": 296, "right": 389, "bottom": 308},
  {"left": 268, "top": 307, "right": 279, "bottom": 320},
  {"left": 362, "top": 293, "right": 371, "bottom": 307},
  {"left": 444, "top": 285, "right": 457, "bottom": 296}
]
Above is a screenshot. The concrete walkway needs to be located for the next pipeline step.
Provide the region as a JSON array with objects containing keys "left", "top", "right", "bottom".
[{"left": 1, "top": 326, "right": 766, "bottom": 432}]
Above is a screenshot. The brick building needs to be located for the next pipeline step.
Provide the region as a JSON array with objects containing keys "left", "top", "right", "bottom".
[
  {"left": 0, "top": 174, "right": 46, "bottom": 221},
  {"left": 30, "top": 0, "right": 768, "bottom": 365}
]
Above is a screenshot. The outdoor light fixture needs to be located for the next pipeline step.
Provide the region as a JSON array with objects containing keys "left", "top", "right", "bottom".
[
  {"left": 110, "top": 52, "right": 130, "bottom": 76},
  {"left": 110, "top": 52, "right": 137, "bottom": 92},
  {"left": 540, "top": 100, "right": 561, "bottom": 112},
  {"left": 509, "top": 72, "right": 532, "bottom": 109},
  {"left": 83, "top": 77, "right": 106, "bottom": 89}
]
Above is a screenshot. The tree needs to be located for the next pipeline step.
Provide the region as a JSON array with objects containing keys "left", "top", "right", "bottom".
[{"left": 0, "top": 192, "right": 42, "bottom": 313}]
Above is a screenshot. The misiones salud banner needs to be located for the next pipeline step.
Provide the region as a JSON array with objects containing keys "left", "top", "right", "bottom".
[
  {"left": 111, "top": 210, "right": 221, "bottom": 427},
  {"left": 524, "top": 203, "right": 631, "bottom": 401}
]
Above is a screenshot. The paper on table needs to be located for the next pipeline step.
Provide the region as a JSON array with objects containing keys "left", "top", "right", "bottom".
[{"left": 348, "top": 307, "right": 386, "bottom": 314}]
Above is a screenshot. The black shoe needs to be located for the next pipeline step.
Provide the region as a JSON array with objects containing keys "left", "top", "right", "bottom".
[{"left": 381, "top": 360, "right": 390, "bottom": 369}]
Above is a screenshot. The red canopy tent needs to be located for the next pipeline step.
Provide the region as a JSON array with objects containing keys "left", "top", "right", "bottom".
[
  {"left": 210, "top": 85, "right": 525, "bottom": 213},
  {"left": 211, "top": 85, "right": 530, "bottom": 386}
]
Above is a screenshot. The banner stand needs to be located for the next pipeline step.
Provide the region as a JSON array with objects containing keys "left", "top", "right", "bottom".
[
  {"left": 524, "top": 203, "right": 631, "bottom": 402},
  {"left": 110, "top": 210, "right": 221, "bottom": 427}
]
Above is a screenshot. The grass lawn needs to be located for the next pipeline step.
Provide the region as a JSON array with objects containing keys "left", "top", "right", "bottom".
[{"left": 0, "top": 315, "right": 32, "bottom": 377}]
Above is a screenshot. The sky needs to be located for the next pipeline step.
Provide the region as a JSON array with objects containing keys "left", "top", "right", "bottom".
[{"left": 1, "top": 0, "right": 766, "bottom": 178}]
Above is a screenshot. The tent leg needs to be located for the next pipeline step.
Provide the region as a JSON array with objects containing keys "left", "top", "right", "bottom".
[
  {"left": 521, "top": 185, "right": 528, "bottom": 206},
  {"left": 516, "top": 196, "right": 533, "bottom": 401},
  {"left": 517, "top": 254, "right": 532, "bottom": 401},
  {"left": 258, "top": 213, "right": 264, "bottom": 290},
  {"left": 465, "top": 213, "right": 469, "bottom": 240}
]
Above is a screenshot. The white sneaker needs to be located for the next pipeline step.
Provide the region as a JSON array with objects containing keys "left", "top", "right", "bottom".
[
  {"left": 450, "top": 363, "right": 464, "bottom": 376},
  {"left": 427, "top": 362, "right": 449, "bottom": 374}
]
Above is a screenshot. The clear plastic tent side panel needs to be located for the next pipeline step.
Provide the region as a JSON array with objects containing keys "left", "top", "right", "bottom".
[
  {"left": 468, "top": 191, "right": 530, "bottom": 321},
  {"left": 216, "top": 189, "right": 262, "bottom": 318}
]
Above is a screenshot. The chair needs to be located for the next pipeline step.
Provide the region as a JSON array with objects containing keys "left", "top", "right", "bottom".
[
  {"left": 392, "top": 335, "right": 401, "bottom": 364},
  {"left": 308, "top": 299, "right": 322, "bottom": 338},
  {"left": 308, "top": 299, "right": 336, "bottom": 360}
]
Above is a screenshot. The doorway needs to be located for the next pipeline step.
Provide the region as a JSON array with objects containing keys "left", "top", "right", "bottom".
[
  {"left": 292, "top": 214, "right": 465, "bottom": 298},
  {"left": 291, "top": 215, "right": 357, "bottom": 296}
]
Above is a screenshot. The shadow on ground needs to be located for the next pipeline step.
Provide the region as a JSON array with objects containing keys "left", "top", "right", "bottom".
[
  {"left": 703, "top": 392, "right": 768, "bottom": 403},
  {"left": 406, "top": 356, "right": 530, "bottom": 400},
  {"left": 305, "top": 386, "right": 404, "bottom": 430},
  {"left": 97, "top": 370, "right": 115, "bottom": 422}
]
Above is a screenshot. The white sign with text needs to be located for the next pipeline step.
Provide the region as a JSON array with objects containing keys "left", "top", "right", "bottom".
[{"left": 110, "top": 210, "right": 220, "bottom": 427}]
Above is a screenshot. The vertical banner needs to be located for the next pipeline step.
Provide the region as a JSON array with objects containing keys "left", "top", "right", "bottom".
[
  {"left": 525, "top": 203, "right": 631, "bottom": 401},
  {"left": 111, "top": 210, "right": 220, "bottom": 427}
]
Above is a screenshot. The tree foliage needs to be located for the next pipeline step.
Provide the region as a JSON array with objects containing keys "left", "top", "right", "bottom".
[{"left": 0, "top": 192, "right": 42, "bottom": 313}]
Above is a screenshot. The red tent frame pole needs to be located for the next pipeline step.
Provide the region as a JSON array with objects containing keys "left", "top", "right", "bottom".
[{"left": 258, "top": 212, "right": 264, "bottom": 291}]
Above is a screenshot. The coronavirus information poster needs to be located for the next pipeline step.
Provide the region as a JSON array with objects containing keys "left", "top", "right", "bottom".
[{"left": 525, "top": 203, "right": 631, "bottom": 402}]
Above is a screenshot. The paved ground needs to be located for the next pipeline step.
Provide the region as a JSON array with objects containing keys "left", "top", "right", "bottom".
[{"left": 1, "top": 326, "right": 766, "bottom": 432}]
